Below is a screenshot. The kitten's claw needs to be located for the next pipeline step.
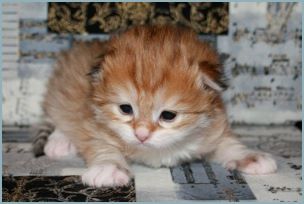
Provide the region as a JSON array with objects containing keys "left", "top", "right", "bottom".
[
  {"left": 225, "top": 153, "right": 277, "bottom": 174},
  {"left": 82, "top": 164, "right": 131, "bottom": 187},
  {"left": 44, "top": 129, "right": 77, "bottom": 160}
]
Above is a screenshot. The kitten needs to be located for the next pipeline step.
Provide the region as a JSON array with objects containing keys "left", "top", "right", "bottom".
[{"left": 33, "top": 25, "right": 277, "bottom": 187}]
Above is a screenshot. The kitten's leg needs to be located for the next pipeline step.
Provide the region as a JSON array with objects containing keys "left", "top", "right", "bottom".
[
  {"left": 210, "top": 136, "right": 277, "bottom": 174},
  {"left": 44, "top": 129, "right": 77, "bottom": 160},
  {"left": 32, "top": 121, "right": 55, "bottom": 157},
  {"left": 81, "top": 145, "right": 131, "bottom": 187}
]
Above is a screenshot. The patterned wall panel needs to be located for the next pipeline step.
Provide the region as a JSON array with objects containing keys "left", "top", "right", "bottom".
[
  {"left": 218, "top": 3, "right": 301, "bottom": 124},
  {"left": 47, "top": 2, "right": 229, "bottom": 34},
  {"left": 2, "top": 3, "right": 21, "bottom": 126}
]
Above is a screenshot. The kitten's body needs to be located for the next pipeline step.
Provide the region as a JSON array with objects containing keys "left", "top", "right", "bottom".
[{"left": 34, "top": 25, "right": 277, "bottom": 187}]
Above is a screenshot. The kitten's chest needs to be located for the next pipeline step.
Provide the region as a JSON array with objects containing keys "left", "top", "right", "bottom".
[{"left": 129, "top": 141, "right": 202, "bottom": 168}]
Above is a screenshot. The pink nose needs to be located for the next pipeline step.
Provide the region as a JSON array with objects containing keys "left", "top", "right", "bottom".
[{"left": 135, "top": 127, "right": 150, "bottom": 143}]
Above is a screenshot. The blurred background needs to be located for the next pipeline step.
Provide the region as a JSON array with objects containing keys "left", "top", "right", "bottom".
[{"left": 2, "top": 2, "right": 301, "bottom": 132}]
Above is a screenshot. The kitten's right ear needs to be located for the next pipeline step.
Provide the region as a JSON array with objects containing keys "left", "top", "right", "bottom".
[
  {"left": 198, "top": 60, "right": 228, "bottom": 92},
  {"left": 87, "top": 53, "right": 105, "bottom": 84}
]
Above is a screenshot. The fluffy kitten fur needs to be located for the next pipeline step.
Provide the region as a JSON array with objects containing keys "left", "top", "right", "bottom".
[{"left": 36, "top": 25, "right": 277, "bottom": 187}]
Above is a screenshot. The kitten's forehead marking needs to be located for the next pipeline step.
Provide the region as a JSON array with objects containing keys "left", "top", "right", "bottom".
[
  {"left": 136, "top": 91, "right": 155, "bottom": 120},
  {"left": 113, "top": 81, "right": 137, "bottom": 101}
]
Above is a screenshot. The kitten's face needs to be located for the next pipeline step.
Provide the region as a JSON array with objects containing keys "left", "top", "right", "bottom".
[
  {"left": 93, "top": 78, "right": 212, "bottom": 149},
  {"left": 91, "top": 26, "right": 223, "bottom": 149}
]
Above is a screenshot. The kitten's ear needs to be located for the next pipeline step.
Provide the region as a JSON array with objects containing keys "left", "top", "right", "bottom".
[
  {"left": 87, "top": 54, "right": 105, "bottom": 84},
  {"left": 198, "top": 60, "right": 228, "bottom": 92}
]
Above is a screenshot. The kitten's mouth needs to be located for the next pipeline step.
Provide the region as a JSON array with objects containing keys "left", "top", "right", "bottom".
[{"left": 134, "top": 141, "right": 153, "bottom": 148}]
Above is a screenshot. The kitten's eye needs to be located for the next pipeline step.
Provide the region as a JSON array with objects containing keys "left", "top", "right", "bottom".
[
  {"left": 119, "top": 104, "right": 133, "bottom": 115},
  {"left": 160, "top": 111, "right": 177, "bottom": 121}
]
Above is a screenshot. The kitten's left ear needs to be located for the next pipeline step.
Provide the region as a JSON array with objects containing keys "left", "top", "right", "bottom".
[{"left": 198, "top": 60, "right": 228, "bottom": 92}]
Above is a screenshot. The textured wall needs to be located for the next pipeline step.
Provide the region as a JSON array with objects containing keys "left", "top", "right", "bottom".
[{"left": 2, "top": 2, "right": 301, "bottom": 127}]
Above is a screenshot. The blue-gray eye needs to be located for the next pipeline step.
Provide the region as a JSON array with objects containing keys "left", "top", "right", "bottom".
[
  {"left": 160, "top": 111, "right": 177, "bottom": 121},
  {"left": 119, "top": 104, "right": 133, "bottom": 115}
]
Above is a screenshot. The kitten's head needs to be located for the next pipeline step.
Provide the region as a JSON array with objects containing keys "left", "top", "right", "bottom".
[{"left": 90, "top": 25, "right": 226, "bottom": 149}]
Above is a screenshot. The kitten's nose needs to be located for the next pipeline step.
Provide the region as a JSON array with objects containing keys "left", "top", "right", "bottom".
[{"left": 135, "top": 126, "right": 150, "bottom": 143}]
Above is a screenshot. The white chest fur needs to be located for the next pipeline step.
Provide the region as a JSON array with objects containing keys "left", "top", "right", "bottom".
[{"left": 130, "top": 139, "right": 203, "bottom": 168}]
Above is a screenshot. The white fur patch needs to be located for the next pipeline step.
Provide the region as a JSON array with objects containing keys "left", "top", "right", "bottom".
[
  {"left": 147, "top": 114, "right": 209, "bottom": 149},
  {"left": 81, "top": 164, "right": 130, "bottom": 187},
  {"left": 44, "top": 129, "right": 77, "bottom": 160},
  {"left": 147, "top": 128, "right": 187, "bottom": 148},
  {"left": 108, "top": 122, "right": 138, "bottom": 145},
  {"left": 131, "top": 135, "right": 203, "bottom": 168}
]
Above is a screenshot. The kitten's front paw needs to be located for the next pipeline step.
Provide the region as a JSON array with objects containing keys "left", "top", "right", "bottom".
[
  {"left": 226, "top": 153, "right": 277, "bottom": 175},
  {"left": 44, "top": 130, "right": 77, "bottom": 160},
  {"left": 81, "top": 164, "right": 131, "bottom": 187}
]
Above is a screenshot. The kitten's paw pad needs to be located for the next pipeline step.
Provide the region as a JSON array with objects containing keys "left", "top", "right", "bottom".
[
  {"left": 44, "top": 134, "right": 76, "bottom": 160},
  {"left": 226, "top": 153, "right": 277, "bottom": 175},
  {"left": 81, "top": 164, "right": 131, "bottom": 187}
]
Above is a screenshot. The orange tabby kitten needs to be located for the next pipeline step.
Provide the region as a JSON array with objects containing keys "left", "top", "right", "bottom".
[{"left": 33, "top": 25, "right": 277, "bottom": 187}]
